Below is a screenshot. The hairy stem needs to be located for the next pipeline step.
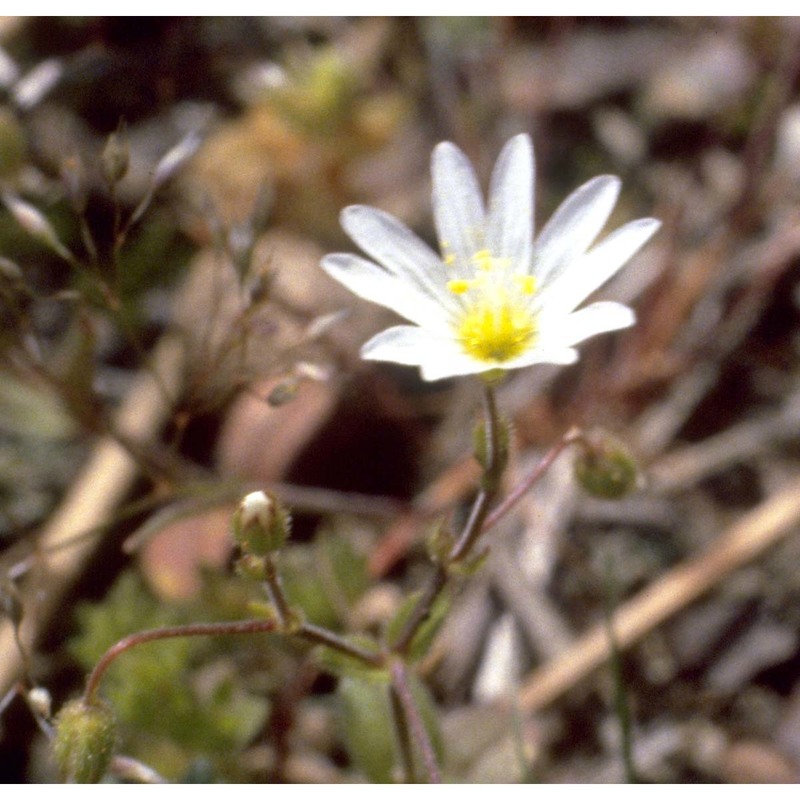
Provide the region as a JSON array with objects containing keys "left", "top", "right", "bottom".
[
  {"left": 83, "top": 619, "right": 278, "bottom": 705},
  {"left": 392, "top": 383, "right": 502, "bottom": 656},
  {"left": 390, "top": 659, "right": 441, "bottom": 784},
  {"left": 389, "top": 683, "right": 416, "bottom": 783}
]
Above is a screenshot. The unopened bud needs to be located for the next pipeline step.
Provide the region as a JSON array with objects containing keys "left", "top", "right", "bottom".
[
  {"left": 232, "top": 490, "right": 290, "bottom": 555},
  {"left": 27, "top": 686, "right": 52, "bottom": 720},
  {"left": 574, "top": 432, "right": 638, "bottom": 500},
  {"left": 53, "top": 698, "right": 117, "bottom": 783},
  {"left": 426, "top": 520, "right": 454, "bottom": 565},
  {"left": 101, "top": 131, "right": 129, "bottom": 186},
  {"left": 472, "top": 415, "right": 510, "bottom": 476},
  {"left": 235, "top": 553, "right": 268, "bottom": 581},
  {"left": 13, "top": 58, "right": 62, "bottom": 110},
  {"left": 2, "top": 194, "right": 73, "bottom": 261},
  {"left": 152, "top": 132, "right": 200, "bottom": 189}
]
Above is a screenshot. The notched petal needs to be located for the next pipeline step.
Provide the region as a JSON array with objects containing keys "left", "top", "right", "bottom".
[
  {"left": 431, "top": 141, "right": 486, "bottom": 268},
  {"left": 486, "top": 133, "right": 534, "bottom": 269}
]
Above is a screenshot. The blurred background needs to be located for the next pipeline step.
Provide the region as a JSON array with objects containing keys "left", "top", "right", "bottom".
[{"left": 2, "top": 16, "right": 800, "bottom": 783}]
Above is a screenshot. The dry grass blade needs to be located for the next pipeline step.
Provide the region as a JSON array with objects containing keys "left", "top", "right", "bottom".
[
  {"left": 0, "top": 333, "right": 185, "bottom": 697},
  {"left": 519, "top": 474, "right": 800, "bottom": 713}
]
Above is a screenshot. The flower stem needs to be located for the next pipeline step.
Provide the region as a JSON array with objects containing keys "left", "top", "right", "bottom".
[
  {"left": 263, "top": 555, "right": 295, "bottom": 629},
  {"left": 389, "top": 659, "right": 441, "bottom": 783},
  {"left": 392, "top": 383, "right": 503, "bottom": 656},
  {"left": 297, "top": 622, "right": 384, "bottom": 667},
  {"left": 450, "top": 383, "right": 502, "bottom": 560},
  {"left": 482, "top": 426, "right": 583, "bottom": 532},
  {"left": 83, "top": 619, "right": 278, "bottom": 705},
  {"left": 261, "top": 553, "right": 384, "bottom": 666},
  {"left": 389, "top": 682, "right": 417, "bottom": 783}
]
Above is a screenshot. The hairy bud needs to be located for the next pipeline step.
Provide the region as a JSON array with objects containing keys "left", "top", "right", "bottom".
[
  {"left": 472, "top": 415, "right": 510, "bottom": 477},
  {"left": 53, "top": 698, "right": 117, "bottom": 783},
  {"left": 232, "top": 490, "right": 290, "bottom": 555},
  {"left": 574, "top": 431, "right": 638, "bottom": 500}
]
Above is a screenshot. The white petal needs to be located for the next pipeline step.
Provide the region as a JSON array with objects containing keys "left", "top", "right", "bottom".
[
  {"left": 486, "top": 134, "right": 534, "bottom": 271},
  {"left": 361, "top": 325, "right": 500, "bottom": 381},
  {"left": 540, "top": 217, "right": 661, "bottom": 315},
  {"left": 321, "top": 254, "right": 446, "bottom": 331},
  {"left": 534, "top": 175, "right": 621, "bottom": 285},
  {"left": 340, "top": 205, "right": 451, "bottom": 303},
  {"left": 360, "top": 325, "right": 438, "bottom": 366},
  {"left": 542, "top": 301, "right": 635, "bottom": 349},
  {"left": 431, "top": 141, "right": 486, "bottom": 273},
  {"left": 498, "top": 346, "right": 580, "bottom": 371},
  {"left": 361, "top": 325, "right": 494, "bottom": 382}
]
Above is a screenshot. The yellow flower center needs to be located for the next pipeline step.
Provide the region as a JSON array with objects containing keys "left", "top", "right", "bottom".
[{"left": 446, "top": 250, "right": 538, "bottom": 364}]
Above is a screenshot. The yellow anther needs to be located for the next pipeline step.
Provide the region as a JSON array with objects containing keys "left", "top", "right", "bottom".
[
  {"left": 472, "top": 249, "right": 495, "bottom": 272},
  {"left": 447, "top": 279, "right": 472, "bottom": 295},
  {"left": 515, "top": 275, "right": 537, "bottom": 295},
  {"left": 456, "top": 298, "right": 537, "bottom": 363},
  {"left": 443, "top": 252, "right": 456, "bottom": 266}
]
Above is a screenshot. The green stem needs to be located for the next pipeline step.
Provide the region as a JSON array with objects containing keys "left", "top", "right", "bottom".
[
  {"left": 297, "top": 622, "right": 383, "bottom": 667},
  {"left": 263, "top": 554, "right": 384, "bottom": 667},
  {"left": 389, "top": 683, "right": 416, "bottom": 783},
  {"left": 603, "top": 557, "right": 638, "bottom": 783},
  {"left": 392, "top": 383, "right": 503, "bottom": 656},
  {"left": 390, "top": 565, "right": 447, "bottom": 655},
  {"left": 263, "top": 556, "right": 295, "bottom": 629},
  {"left": 450, "top": 384, "right": 502, "bottom": 560}
]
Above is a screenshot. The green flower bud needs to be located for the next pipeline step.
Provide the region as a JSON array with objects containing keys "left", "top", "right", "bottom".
[
  {"left": 2, "top": 193, "right": 73, "bottom": 261},
  {"left": 472, "top": 415, "right": 510, "bottom": 476},
  {"left": 235, "top": 552, "right": 268, "bottom": 581},
  {"left": 574, "top": 432, "right": 638, "bottom": 500},
  {"left": 232, "top": 490, "right": 290, "bottom": 555},
  {"left": 101, "top": 131, "right": 129, "bottom": 185},
  {"left": 426, "top": 520, "right": 454, "bottom": 565},
  {"left": 53, "top": 698, "right": 117, "bottom": 783}
]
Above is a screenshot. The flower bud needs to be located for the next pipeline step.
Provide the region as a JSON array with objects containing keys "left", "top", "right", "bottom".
[
  {"left": 2, "top": 193, "right": 72, "bottom": 261},
  {"left": 574, "top": 432, "right": 638, "bottom": 500},
  {"left": 27, "top": 686, "right": 52, "bottom": 721},
  {"left": 101, "top": 131, "right": 129, "bottom": 186},
  {"left": 472, "top": 415, "right": 510, "bottom": 476},
  {"left": 53, "top": 698, "right": 117, "bottom": 783},
  {"left": 235, "top": 553, "right": 268, "bottom": 581},
  {"left": 232, "top": 490, "right": 290, "bottom": 555}
]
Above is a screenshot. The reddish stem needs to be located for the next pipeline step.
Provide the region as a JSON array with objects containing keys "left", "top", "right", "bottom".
[
  {"left": 482, "top": 427, "right": 583, "bottom": 532},
  {"left": 83, "top": 619, "right": 278, "bottom": 704}
]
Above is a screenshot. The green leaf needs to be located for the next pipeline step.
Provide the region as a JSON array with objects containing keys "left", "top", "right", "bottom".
[
  {"left": 337, "top": 677, "right": 396, "bottom": 783},
  {"left": 385, "top": 590, "right": 450, "bottom": 661}
]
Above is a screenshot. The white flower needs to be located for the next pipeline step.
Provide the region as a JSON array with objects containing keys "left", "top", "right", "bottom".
[{"left": 321, "top": 134, "right": 660, "bottom": 382}]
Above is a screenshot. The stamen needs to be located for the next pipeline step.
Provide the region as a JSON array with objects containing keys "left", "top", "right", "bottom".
[
  {"left": 472, "top": 249, "right": 495, "bottom": 272},
  {"left": 447, "top": 279, "right": 472, "bottom": 295},
  {"left": 515, "top": 275, "right": 537, "bottom": 295}
]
